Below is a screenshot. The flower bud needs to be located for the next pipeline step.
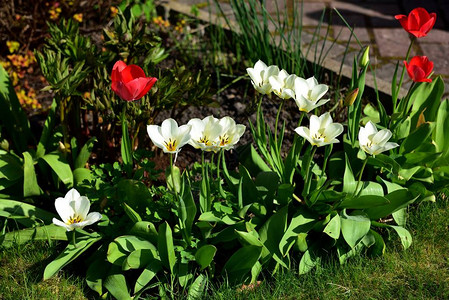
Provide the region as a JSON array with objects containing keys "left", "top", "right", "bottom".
[
  {"left": 359, "top": 46, "right": 370, "bottom": 67},
  {"left": 344, "top": 88, "right": 359, "bottom": 106}
]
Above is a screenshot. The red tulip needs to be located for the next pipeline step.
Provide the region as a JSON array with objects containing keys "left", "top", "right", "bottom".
[
  {"left": 111, "top": 61, "right": 157, "bottom": 101},
  {"left": 404, "top": 56, "right": 433, "bottom": 83},
  {"left": 395, "top": 7, "right": 436, "bottom": 38}
]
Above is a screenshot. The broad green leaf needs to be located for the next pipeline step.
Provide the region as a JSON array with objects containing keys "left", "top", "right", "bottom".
[
  {"left": 23, "top": 151, "right": 42, "bottom": 197},
  {"left": 235, "top": 230, "right": 263, "bottom": 247},
  {"left": 239, "top": 165, "right": 259, "bottom": 206},
  {"left": 166, "top": 165, "right": 181, "bottom": 193},
  {"left": 323, "top": 214, "right": 340, "bottom": 239},
  {"left": 364, "top": 189, "right": 417, "bottom": 220},
  {"left": 107, "top": 235, "right": 155, "bottom": 266},
  {"left": 0, "top": 64, "right": 32, "bottom": 153},
  {"left": 187, "top": 274, "right": 207, "bottom": 300},
  {"left": 122, "top": 202, "right": 142, "bottom": 223},
  {"left": 279, "top": 208, "right": 317, "bottom": 256},
  {"left": 222, "top": 245, "right": 262, "bottom": 283},
  {"left": 343, "top": 153, "right": 356, "bottom": 194},
  {"left": 74, "top": 137, "right": 96, "bottom": 169},
  {"left": 259, "top": 205, "right": 288, "bottom": 256},
  {"left": 369, "top": 229, "right": 386, "bottom": 256},
  {"left": 390, "top": 225, "right": 412, "bottom": 249},
  {"left": 299, "top": 248, "right": 320, "bottom": 275},
  {"left": 86, "top": 255, "right": 110, "bottom": 296},
  {"left": 337, "top": 241, "right": 364, "bottom": 264},
  {"left": 238, "top": 144, "right": 271, "bottom": 177},
  {"left": 180, "top": 175, "right": 197, "bottom": 241},
  {"left": 340, "top": 210, "right": 371, "bottom": 248},
  {"left": 199, "top": 163, "right": 211, "bottom": 213},
  {"left": 399, "top": 122, "right": 434, "bottom": 154},
  {"left": 255, "top": 171, "right": 279, "bottom": 204},
  {"left": 392, "top": 208, "right": 407, "bottom": 227},
  {"left": 117, "top": 179, "right": 152, "bottom": 214},
  {"left": 41, "top": 151, "right": 73, "bottom": 187},
  {"left": 104, "top": 268, "right": 132, "bottom": 300},
  {"left": 358, "top": 181, "right": 384, "bottom": 196},
  {"left": 0, "top": 199, "right": 55, "bottom": 223},
  {"left": 124, "top": 248, "right": 158, "bottom": 270},
  {"left": 0, "top": 224, "right": 67, "bottom": 248},
  {"left": 134, "top": 259, "right": 162, "bottom": 294},
  {"left": 0, "top": 152, "right": 23, "bottom": 181},
  {"left": 44, "top": 232, "right": 101, "bottom": 280},
  {"left": 195, "top": 245, "right": 217, "bottom": 270},
  {"left": 434, "top": 99, "right": 449, "bottom": 158},
  {"left": 129, "top": 221, "right": 158, "bottom": 245},
  {"left": 36, "top": 99, "right": 56, "bottom": 158},
  {"left": 158, "top": 222, "right": 176, "bottom": 273},
  {"left": 338, "top": 195, "right": 389, "bottom": 209},
  {"left": 73, "top": 167, "right": 93, "bottom": 187}
]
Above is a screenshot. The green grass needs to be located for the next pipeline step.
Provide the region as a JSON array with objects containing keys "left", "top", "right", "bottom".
[
  {"left": 211, "top": 196, "right": 449, "bottom": 299},
  {"left": 0, "top": 241, "right": 89, "bottom": 300},
  {"left": 1, "top": 197, "right": 448, "bottom": 299}
]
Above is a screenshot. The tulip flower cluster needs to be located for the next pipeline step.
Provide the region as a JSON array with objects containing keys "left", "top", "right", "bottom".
[
  {"left": 247, "top": 60, "right": 329, "bottom": 113},
  {"left": 147, "top": 116, "right": 245, "bottom": 156}
]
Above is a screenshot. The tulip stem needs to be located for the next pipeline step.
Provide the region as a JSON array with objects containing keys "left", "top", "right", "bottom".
[
  {"left": 72, "top": 230, "right": 77, "bottom": 249},
  {"left": 274, "top": 99, "right": 285, "bottom": 147},
  {"left": 303, "top": 146, "right": 317, "bottom": 198},
  {"left": 169, "top": 153, "right": 178, "bottom": 198},
  {"left": 394, "top": 38, "right": 415, "bottom": 110},
  {"left": 355, "top": 158, "right": 368, "bottom": 196}
]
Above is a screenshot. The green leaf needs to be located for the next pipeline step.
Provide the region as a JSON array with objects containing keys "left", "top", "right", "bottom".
[
  {"left": 187, "top": 274, "right": 207, "bottom": 300},
  {"left": 122, "top": 202, "right": 142, "bottom": 223},
  {"left": 86, "top": 256, "right": 109, "bottom": 296},
  {"left": 199, "top": 164, "right": 211, "bottom": 213},
  {"left": 343, "top": 154, "right": 356, "bottom": 194},
  {"left": 0, "top": 224, "right": 67, "bottom": 248},
  {"left": 0, "top": 152, "right": 23, "bottom": 181},
  {"left": 23, "top": 151, "right": 42, "bottom": 197},
  {"left": 73, "top": 167, "right": 93, "bottom": 187},
  {"left": 433, "top": 99, "right": 449, "bottom": 158},
  {"left": 124, "top": 248, "right": 158, "bottom": 270},
  {"left": 238, "top": 144, "right": 271, "bottom": 177},
  {"left": 43, "top": 232, "right": 101, "bottom": 280},
  {"left": 0, "top": 199, "right": 55, "bottom": 223},
  {"left": 0, "top": 64, "right": 32, "bottom": 153},
  {"left": 128, "top": 221, "right": 158, "bottom": 245},
  {"left": 392, "top": 208, "right": 407, "bottom": 227},
  {"left": 399, "top": 122, "right": 434, "bottom": 154},
  {"left": 120, "top": 116, "right": 133, "bottom": 175},
  {"left": 158, "top": 222, "right": 176, "bottom": 273},
  {"left": 36, "top": 99, "right": 56, "bottom": 158},
  {"left": 338, "top": 195, "right": 389, "bottom": 209},
  {"left": 323, "top": 214, "right": 341, "bottom": 239},
  {"left": 195, "top": 245, "right": 217, "bottom": 270},
  {"left": 222, "top": 245, "right": 262, "bottom": 283},
  {"left": 166, "top": 165, "right": 181, "bottom": 193},
  {"left": 74, "top": 137, "right": 96, "bottom": 169},
  {"left": 41, "top": 151, "right": 74, "bottom": 187},
  {"left": 134, "top": 259, "right": 162, "bottom": 294},
  {"left": 104, "top": 267, "right": 132, "bottom": 300},
  {"left": 299, "top": 248, "right": 320, "bottom": 275},
  {"left": 117, "top": 179, "right": 152, "bottom": 214},
  {"left": 279, "top": 208, "right": 317, "bottom": 256},
  {"left": 235, "top": 230, "right": 263, "bottom": 247},
  {"left": 390, "top": 225, "right": 412, "bottom": 249},
  {"left": 364, "top": 189, "right": 418, "bottom": 220},
  {"left": 340, "top": 210, "right": 371, "bottom": 248},
  {"left": 369, "top": 229, "right": 385, "bottom": 256}
]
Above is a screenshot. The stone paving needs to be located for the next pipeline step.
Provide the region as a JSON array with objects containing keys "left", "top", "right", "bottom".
[{"left": 164, "top": 0, "right": 449, "bottom": 97}]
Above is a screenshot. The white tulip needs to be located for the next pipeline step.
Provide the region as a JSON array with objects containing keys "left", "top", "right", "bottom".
[
  {"left": 188, "top": 116, "right": 222, "bottom": 152},
  {"left": 52, "top": 189, "right": 102, "bottom": 231},
  {"left": 294, "top": 76, "right": 329, "bottom": 112},
  {"left": 147, "top": 118, "right": 191, "bottom": 154},
  {"left": 246, "top": 60, "right": 280, "bottom": 95},
  {"left": 358, "top": 121, "right": 399, "bottom": 155},
  {"left": 268, "top": 69, "right": 296, "bottom": 99},
  {"left": 216, "top": 116, "right": 246, "bottom": 151},
  {"left": 294, "top": 112, "right": 343, "bottom": 147}
]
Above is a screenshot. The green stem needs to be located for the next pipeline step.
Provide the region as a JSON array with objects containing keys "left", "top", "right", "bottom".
[
  {"left": 274, "top": 99, "right": 285, "bottom": 146},
  {"left": 394, "top": 38, "right": 415, "bottom": 110},
  {"left": 303, "top": 146, "right": 317, "bottom": 197},
  {"left": 72, "top": 230, "right": 77, "bottom": 248},
  {"left": 355, "top": 158, "right": 368, "bottom": 195},
  {"left": 170, "top": 153, "right": 177, "bottom": 197}
]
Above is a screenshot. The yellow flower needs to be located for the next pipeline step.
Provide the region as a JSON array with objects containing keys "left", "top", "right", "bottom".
[{"left": 73, "top": 13, "right": 83, "bottom": 23}]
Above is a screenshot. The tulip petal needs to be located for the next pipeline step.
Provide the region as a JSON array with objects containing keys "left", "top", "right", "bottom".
[
  {"left": 111, "top": 81, "right": 134, "bottom": 101},
  {"left": 120, "top": 65, "right": 146, "bottom": 83},
  {"left": 84, "top": 212, "right": 103, "bottom": 225},
  {"left": 147, "top": 125, "right": 166, "bottom": 150},
  {"left": 111, "top": 61, "right": 127, "bottom": 82},
  {"left": 372, "top": 129, "right": 392, "bottom": 146},
  {"left": 55, "top": 197, "right": 74, "bottom": 223},
  {"left": 75, "top": 196, "right": 91, "bottom": 220},
  {"left": 52, "top": 218, "right": 74, "bottom": 231}
]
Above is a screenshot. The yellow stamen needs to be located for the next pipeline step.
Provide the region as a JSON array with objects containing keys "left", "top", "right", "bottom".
[
  {"left": 67, "top": 215, "right": 82, "bottom": 224},
  {"left": 219, "top": 135, "right": 230, "bottom": 146},
  {"left": 199, "top": 136, "right": 212, "bottom": 146},
  {"left": 164, "top": 138, "right": 177, "bottom": 152}
]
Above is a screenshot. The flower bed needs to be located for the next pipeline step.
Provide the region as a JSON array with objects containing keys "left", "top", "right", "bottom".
[{"left": 0, "top": 2, "right": 448, "bottom": 299}]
